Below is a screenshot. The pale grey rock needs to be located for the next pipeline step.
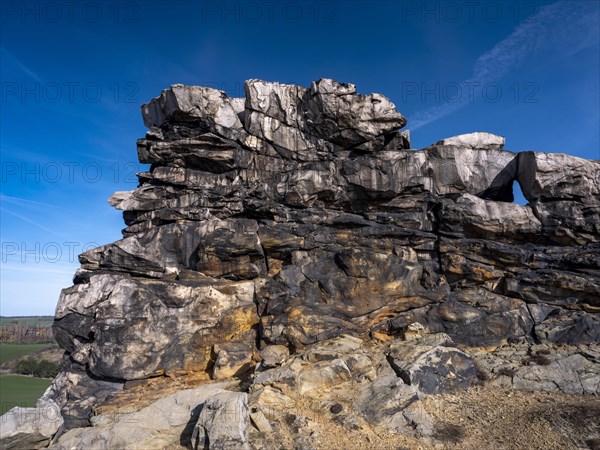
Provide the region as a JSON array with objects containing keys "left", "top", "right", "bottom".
[
  {"left": 518, "top": 151, "right": 600, "bottom": 200},
  {"left": 342, "top": 147, "right": 517, "bottom": 200},
  {"left": 299, "top": 334, "right": 364, "bottom": 362},
  {"left": 353, "top": 129, "right": 411, "bottom": 152},
  {"left": 472, "top": 344, "right": 600, "bottom": 396},
  {"left": 243, "top": 78, "right": 406, "bottom": 156},
  {"left": 354, "top": 374, "right": 432, "bottom": 437},
  {"left": 386, "top": 334, "right": 477, "bottom": 394},
  {"left": 244, "top": 79, "right": 306, "bottom": 129},
  {"left": 136, "top": 134, "right": 244, "bottom": 171},
  {"left": 532, "top": 310, "right": 600, "bottom": 344},
  {"left": 439, "top": 193, "right": 542, "bottom": 238},
  {"left": 433, "top": 132, "right": 505, "bottom": 150},
  {"left": 192, "top": 391, "right": 250, "bottom": 450},
  {"left": 252, "top": 358, "right": 344, "bottom": 399},
  {"left": 425, "top": 146, "right": 516, "bottom": 198},
  {"left": 259, "top": 345, "right": 290, "bottom": 368},
  {"left": 250, "top": 385, "right": 295, "bottom": 413},
  {"left": 49, "top": 384, "right": 232, "bottom": 450},
  {"left": 0, "top": 398, "right": 63, "bottom": 450},
  {"left": 141, "top": 84, "right": 245, "bottom": 141},
  {"left": 305, "top": 78, "right": 407, "bottom": 147},
  {"left": 512, "top": 353, "right": 600, "bottom": 395},
  {"left": 251, "top": 336, "right": 378, "bottom": 402},
  {"left": 517, "top": 151, "right": 600, "bottom": 240},
  {"left": 230, "top": 97, "right": 245, "bottom": 122},
  {"left": 248, "top": 406, "right": 273, "bottom": 433}
]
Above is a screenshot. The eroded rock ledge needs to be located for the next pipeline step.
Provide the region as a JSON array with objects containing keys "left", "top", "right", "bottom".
[{"left": 2, "top": 79, "right": 598, "bottom": 450}]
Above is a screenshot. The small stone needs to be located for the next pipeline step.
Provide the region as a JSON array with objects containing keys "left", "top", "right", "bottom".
[
  {"left": 249, "top": 407, "right": 273, "bottom": 433},
  {"left": 330, "top": 403, "right": 343, "bottom": 414},
  {"left": 260, "top": 345, "right": 290, "bottom": 369}
]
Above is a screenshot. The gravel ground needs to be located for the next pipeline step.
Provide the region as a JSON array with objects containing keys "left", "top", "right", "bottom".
[{"left": 421, "top": 386, "right": 600, "bottom": 450}]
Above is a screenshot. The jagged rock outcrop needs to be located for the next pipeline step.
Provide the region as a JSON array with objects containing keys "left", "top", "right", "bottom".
[{"left": 2, "top": 78, "right": 598, "bottom": 449}]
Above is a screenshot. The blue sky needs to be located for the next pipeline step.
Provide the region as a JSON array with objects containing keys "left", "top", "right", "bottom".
[{"left": 1, "top": 0, "right": 599, "bottom": 315}]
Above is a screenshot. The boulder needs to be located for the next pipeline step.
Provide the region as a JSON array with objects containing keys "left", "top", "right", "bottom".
[
  {"left": 0, "top": 399, "right": 63, "bottom": 450},
  {"left": 433, "top": 132, "right": 505, "bottom": 150},
  {"left": 386, "top": 334, "right": 477, "bottom": 394},
  {"left": 354, "top": 374, "right": 432, "bottom": 437},
  {"left": 192, "top": 391, "right": 250, "bottom": 450},
  {"left": 259, "top": 345, "right": 290, "bottom": 368},
  {"left": 48, "top": 384, "right": 232, "bottom": 450},
  {"left": 141, "top": 84, "right": 245, "bottom": 141}
]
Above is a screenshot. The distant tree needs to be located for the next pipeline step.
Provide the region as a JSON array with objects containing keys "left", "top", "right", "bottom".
[
  {"left": 34, "top": 359, "right": 60, "bottom": 378},
  {"left": 15, "top": 358, "right": 59, "bottom": 378},
  {"left": 15, "top": 359, "right": 35, "bottom": 376}
]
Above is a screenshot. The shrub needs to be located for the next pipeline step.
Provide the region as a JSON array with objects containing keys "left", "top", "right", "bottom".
[
  {"left": 33, "top": 359, "right": 60, "bottom": 378},
  {"left": 15, "top": 358, "right": 60, "bottom": 378},
  {"left": 15, "top": 359, "right": 36, "bottom": 376}
]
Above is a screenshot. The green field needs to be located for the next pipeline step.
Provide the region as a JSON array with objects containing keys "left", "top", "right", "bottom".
[
  {"left": 0, "top": 375, "right": 52, "bottom": 413},
  {"left": 0, "top": 316, "right": 54, "bottom": 327},
  {"left": 0, "top": 344, "right": 54, "bottom": 364}
]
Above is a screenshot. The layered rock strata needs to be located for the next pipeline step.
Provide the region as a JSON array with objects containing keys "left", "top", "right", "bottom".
[{"left": 2, "top": 78, "right": 598, "bottom": 449}]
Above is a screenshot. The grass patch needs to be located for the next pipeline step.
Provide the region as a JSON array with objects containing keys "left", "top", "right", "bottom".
[
  {"left": 0, "top": 375, "right": 52, "bottom": 414},
  {"left": 0, "top": 316, "right": 54, "bottom": 327},
  {"left": 0, "top": 344, "right": 54, "bottom": 364}
]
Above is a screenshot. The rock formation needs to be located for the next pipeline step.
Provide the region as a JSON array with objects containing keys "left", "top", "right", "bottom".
[{"left": 2, "top": 78, "right": 599, "bottom": 449}]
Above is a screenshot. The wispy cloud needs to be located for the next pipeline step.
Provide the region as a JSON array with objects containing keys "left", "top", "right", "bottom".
[
  {"left": 1, "top": 47, "right": 43, "bottom": 83},
  {"left": 410, "top": 0, "right": 600, "bottom": 130},
  {"left": 1, "top": 195, "right": 100, "bottom": 224},
  {"left": 0, "top": 194, "right": 65, "bottom": 211},
  {"left": 0, "top": 207, "right": 68, "bottom": 238},
  {"left": 0, "top": 263, "right": 76, "bottom": 276}
]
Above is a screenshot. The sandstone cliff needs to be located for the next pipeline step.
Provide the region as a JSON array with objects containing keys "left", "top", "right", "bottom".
[{"left": 2, "top": 79, "right": 599, "bottom": 449}]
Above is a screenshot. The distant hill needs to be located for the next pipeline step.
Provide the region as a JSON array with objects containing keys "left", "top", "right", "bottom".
[
  {"left": 0, "top": 316, "right": 55, "bottom": 344},
  {"left": 0, "top": 316, "right": 54, "bottom": 326}
]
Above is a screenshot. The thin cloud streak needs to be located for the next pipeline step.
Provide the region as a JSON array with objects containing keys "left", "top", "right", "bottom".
[
  {"left": 0, "top": 263, "right": 76, "bottom": 276},
  {"left": 0, "top": 194, "right": 66, "bottom": 211},
  {"left": 410, "top": 1, "right": 600, "bottom": 131},
  {"left": 1, "top": 47, "right": 43, "bottom": 83},
  {"left": 0, "top": 207, "right": 68, "bottom": 238}
]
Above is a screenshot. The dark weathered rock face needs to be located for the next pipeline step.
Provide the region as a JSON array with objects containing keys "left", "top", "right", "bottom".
[{"left": 7, "top": 78, "right": 597, "bottom": 444}]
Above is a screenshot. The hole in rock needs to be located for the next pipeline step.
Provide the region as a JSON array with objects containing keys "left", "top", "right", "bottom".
[{"left": 513, "top": 180, "right": 527, "bottom": 205}]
